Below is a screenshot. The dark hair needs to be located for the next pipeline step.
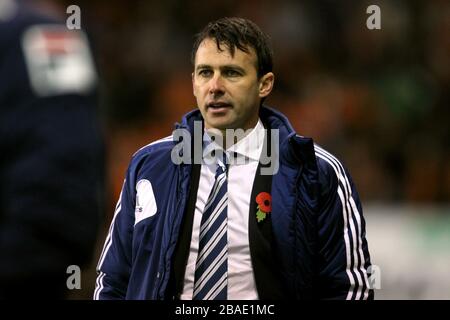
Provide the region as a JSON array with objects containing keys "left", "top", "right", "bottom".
[{"left": 191, "top": 17, "right": 273, "bottom": 78}]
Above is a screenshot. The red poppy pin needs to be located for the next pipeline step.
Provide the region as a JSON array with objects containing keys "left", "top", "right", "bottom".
[{"left": 256, "top": 192, "right": 272, "bottom": 222}]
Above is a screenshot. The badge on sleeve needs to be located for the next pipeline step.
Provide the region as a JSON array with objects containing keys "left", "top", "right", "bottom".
[
  {"left": 21, "top": 24, "right": 97, "bottom": 97},
  {"left": 135, "top": 179, "right": 158, "bottom": 226}
]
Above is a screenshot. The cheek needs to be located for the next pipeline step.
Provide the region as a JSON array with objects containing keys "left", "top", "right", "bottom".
[
  {"left": 238, "top": 84, "right": 260, "bottom": 103},
  {"left": 193, "top": 84, "right": 203, "bottom": 99},
  {"left": 235, "top": 82, "right": 256, "bottom": 96},
  {"left": 199, "top": 84, "right": 211, "bottom": 97}
]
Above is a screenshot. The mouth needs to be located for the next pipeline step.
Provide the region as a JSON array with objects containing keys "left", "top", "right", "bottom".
[{"left": 206, "top": 101, "right": 232, "bottom": 113}]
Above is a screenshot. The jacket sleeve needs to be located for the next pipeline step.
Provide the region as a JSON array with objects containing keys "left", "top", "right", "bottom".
[
  {"left": 93, "top": 167, "right": 136, "bottom": 300},
  {"left": 315, "top": 148, "right": 374, "bottom": 300}
]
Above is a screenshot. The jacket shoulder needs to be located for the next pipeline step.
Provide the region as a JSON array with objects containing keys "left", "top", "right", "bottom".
[
  {"left": 132, "top": 135, "right": 174, "bottom": 158},
  {"left": 313, "top": 144, "right": 346, "bottom": 193},
  {"left": 127, "top": 135, "right": 175, "bottom": 172}
]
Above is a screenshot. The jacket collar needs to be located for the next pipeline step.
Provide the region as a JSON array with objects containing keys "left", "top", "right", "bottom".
[
  {"left": 175, "top": 105, "right": 316, "bottom": 166},
  {"left": 176, "top": 105, "right": 296, "bottom": 140}
]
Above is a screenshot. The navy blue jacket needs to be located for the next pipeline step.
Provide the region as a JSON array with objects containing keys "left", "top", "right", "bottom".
[{"left": 94, "top": 106, "right": 373, "bottom": 300}]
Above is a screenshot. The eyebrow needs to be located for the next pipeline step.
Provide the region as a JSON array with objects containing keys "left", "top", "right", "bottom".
[{"left": 195, "top": 64, "right": 246, "bottom": 73}]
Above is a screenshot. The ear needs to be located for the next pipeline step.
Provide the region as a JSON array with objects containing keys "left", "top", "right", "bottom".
[
  {"left": 192, "top": 72, "right": 197, "bottom": 97},
  {"left": 258, "top": 72, "right": 275, "bottom": 98}
]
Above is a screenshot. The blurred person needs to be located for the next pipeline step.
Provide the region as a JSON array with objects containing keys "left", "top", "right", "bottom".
[
  {"left": 0, "top": 0, "right": 104, "bottom": 298},
  {"left": 94, "top": 17, "right": 372, "bottom": 300}
]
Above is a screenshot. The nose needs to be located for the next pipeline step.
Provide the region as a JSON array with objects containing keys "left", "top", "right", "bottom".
[{"left": 209, "top": 74, "right": 225, "bottom": 95}]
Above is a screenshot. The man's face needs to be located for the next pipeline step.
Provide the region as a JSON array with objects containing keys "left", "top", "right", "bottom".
[{"left": 193, "top": 38, "right": 274, "bottom": 131}]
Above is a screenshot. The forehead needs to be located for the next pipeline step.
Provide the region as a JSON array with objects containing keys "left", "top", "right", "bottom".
[{"left": 194, "top": 38, "right": 257, "bottom": 69}]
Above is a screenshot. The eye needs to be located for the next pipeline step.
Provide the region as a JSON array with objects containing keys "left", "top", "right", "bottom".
[
  {"left": 198, "top": 69, "right": 212, "bottom": 77},
  {"left": 224, "top": 69, "right": 241, "bottom": 77}
]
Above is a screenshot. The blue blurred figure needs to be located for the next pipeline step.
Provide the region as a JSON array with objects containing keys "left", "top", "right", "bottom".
[{"left": 0, "top": 0, "right": 104, "bottom": 298}]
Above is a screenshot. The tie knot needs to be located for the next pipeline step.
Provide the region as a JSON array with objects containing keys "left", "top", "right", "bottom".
[{"left": 215, "top": 151, "right": 228, "bottom": 177}]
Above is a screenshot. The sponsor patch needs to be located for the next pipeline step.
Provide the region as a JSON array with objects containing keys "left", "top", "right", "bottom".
[{"left": 21, "top": 24, "right": 97, "bottom": 96}]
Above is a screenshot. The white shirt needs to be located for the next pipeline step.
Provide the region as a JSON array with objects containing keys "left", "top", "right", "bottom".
[{"left": 180, "top": 119, "right": 265, "bottom": 300}]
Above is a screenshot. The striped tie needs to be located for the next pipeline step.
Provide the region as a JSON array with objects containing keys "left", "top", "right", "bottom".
[{"left": 193, "top": 153, "right": 228, "bottom": 300}]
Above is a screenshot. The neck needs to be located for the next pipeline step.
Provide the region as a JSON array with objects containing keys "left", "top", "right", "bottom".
[{"left": 206, "top": 118, "right": 259, "bottom": 150}]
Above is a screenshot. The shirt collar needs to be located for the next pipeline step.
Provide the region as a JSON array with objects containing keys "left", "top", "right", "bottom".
[
  {"left": 203, "top": 119, "right": 265, "bottom": 164},
  {"left": 227, "top": 119, "right": 265, "bottom": 162}
]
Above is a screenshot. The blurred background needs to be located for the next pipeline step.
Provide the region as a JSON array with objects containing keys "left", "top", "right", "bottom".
[{"left": 2, "top": 0, "right": 449, "bottom": 299}]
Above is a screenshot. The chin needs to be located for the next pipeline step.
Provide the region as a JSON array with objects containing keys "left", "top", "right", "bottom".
[
  {"left": 205, "top": 117, "right": 236, "bottom": 130},
  {"left": 206, "top": 122, "right": 230, "bottom": 131}
]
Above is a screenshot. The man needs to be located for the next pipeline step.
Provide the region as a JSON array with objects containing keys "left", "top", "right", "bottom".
[
  {"left": 94, "top": 17, "right": 373, "bottom": 300},
  {"left": 0, "top": 0, "right": 104, "bottom": 298}
]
